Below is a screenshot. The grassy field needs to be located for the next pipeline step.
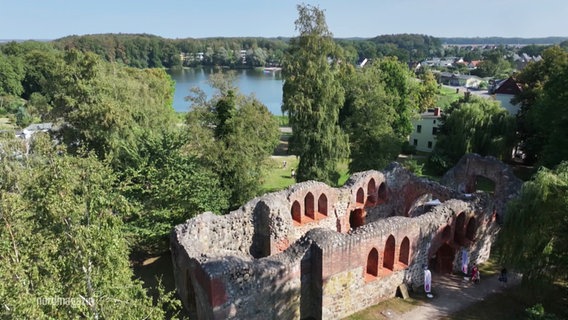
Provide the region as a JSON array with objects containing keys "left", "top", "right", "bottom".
[{"left": 437, "top": 86, "right": 461, "bottom": 110}]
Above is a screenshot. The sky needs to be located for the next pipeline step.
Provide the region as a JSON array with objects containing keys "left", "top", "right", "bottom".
[{"left": 1, "top": 0, "right": 567, "bottom": 40}]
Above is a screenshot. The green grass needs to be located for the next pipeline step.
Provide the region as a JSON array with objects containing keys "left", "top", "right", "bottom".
[
  {"left": 261, "top": 156, "right": 299, "bottom": 193},
  {"left": 261, "top": 157, "right": 351, "bottom": 193},
  {"left": 437, "top": 86, "right": 461, "bottom": 110}
]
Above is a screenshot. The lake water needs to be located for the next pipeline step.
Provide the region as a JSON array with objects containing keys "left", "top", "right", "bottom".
[{"left": 167, "top": 68, "right": 284, "bottom": 115}]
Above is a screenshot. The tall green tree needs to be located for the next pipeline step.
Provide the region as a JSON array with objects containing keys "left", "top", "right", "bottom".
[
  {"left": 185, "top": 72, "right": 279, "bottom": 208},
  {"left": 429, "top": 96, "right": 516, "bottom": 173},
  {"left": 0, "top": 136, "right": 171, "bottom": 319},
  {"left": 514, "top": 46, "right": 568, "bottom": 167},
  {"left": 340, "top": 64, "right": 401, "bottom": 172},
  {"left": 282, "top": 4, "right": 349, "bottom": 184},
  {"left": 499, "top": 162, "right": 568, "bottom": 283},
  {"left": 48, "top": 50, "right": 177, "bottom": 162}
]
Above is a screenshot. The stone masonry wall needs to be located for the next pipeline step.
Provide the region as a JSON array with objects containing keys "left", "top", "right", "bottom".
[{"left": 170, "top": 154, "right": 520, "bottom": 319}]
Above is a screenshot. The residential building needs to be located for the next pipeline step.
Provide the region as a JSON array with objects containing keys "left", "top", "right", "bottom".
[
  {"left": 491, "top": 77, "right": 522, "bottom": 115},
  {"left": 409, "top": 108, "right": 442, "bottom": 152}
]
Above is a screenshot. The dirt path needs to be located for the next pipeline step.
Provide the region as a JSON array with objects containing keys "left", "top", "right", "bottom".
[{"left": 401, "top": 272, "right": 521, "bottom": 320}]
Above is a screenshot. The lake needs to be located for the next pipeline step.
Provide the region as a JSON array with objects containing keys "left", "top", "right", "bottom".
[{"left": 167, "top": 68, "right": 284, "bottom": 115}]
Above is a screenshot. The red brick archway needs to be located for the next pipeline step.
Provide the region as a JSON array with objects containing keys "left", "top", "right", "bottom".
[
  {"left": 356, "top": 187, "right": 365, "bottom": 205},
  {"left": 466, "top": 217, "right": 477, "bottom": 241},
  {"left": 318, "top": 194, "right": 328, "bottom": 217},
  {"left": 305, "top": 192, "right": 315, "bottom": 220},
  {"left": 367, "top": 178, "right": 377, "bottom": 205},
  {"left": 291, "top": 201, "right": 301, "bottom": 224},
  {"left": 383, "top": 235, "right": 396, "bottom": 272},
  {"left": 366, "top": 248, "right": 379, "bottom": 280},
  {"left": 431, "top": 243, "right": 455, "bottom": 274},
  {"left": 454, "top": 212, "right": 466, "bottom": 245},
  {"left": 399, "top": 237, "right": 410, "bottom": 266}
]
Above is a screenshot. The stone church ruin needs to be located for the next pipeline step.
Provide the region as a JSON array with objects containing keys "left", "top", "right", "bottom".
[{"left": 170, "top": 154, "right": 522, "bottom": 319}]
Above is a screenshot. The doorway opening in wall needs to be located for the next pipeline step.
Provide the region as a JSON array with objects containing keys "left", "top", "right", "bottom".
[{"left": 430, "top": 243, "right": 456, "bottom": 274}]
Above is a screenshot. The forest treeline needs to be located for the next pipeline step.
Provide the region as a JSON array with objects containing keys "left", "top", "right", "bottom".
[{"left": 50, "top": 33, "right": 446, "bottom": 69}]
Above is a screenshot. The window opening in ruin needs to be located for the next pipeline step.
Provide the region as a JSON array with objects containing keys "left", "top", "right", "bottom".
[
  {"left": 366, "top": 248, "right": 379, "bottom": 281},
  {"left": 349, "top": 208, "right": 365, "bottom": 229},
  {"left": 305, "top": 192, "right": 315, "bottom": 220},
  {"left": 465, "top": 217, "right": 477, "bottom": 241},
  {"left": 317, "top": 194, "right": 328, "bottom": 218},
  {"left": 383, "top": 235, "right": 396, "bottom": 272},
  {"left": 454, "top": 212, "right": 466, "bottom": 245},
  {"left": 378, "top": 183, "right": 387, "bottom": 202},
  {"left": 399, "top": 237, "right": 410, "bottom": 266},
  {"left": 441, "top": 225, "right": 451, "bottom": 241},
  {"left": 291, "top": 201, "right": 301, "bottom": 224},
  {"left": 356, "top": 187, "right": 365, "bottom": 205},
  {"left": 417, "top": 125, "right": 422, "bottom": 133},
  {"left": 467, "top": 175, "right": 496, "bottom": 194},
  {"left": 366, "top": 178, "right": 377, "bottom": 205}
]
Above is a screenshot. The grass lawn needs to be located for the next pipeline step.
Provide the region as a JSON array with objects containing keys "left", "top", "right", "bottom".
[
  {"left": 437, "top": 86, "right": 461, "bottom": 110},
  {"left": 261, "top": 157, "right": 351, "bottom": 193}
]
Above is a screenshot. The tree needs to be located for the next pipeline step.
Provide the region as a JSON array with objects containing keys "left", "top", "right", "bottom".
[
  {"left": 514, "top": 46, "right": 568, "bottom": 167},
  {"left": 340, "top": 63, "right": 402, "bottom": 172},
  {"left": 0, "top": 135, "right": 171, "bottom": 318},
  {"left": 116, "top": 129, "right": 229, "bottom": 253},
  {"left": 499, "top": 162, "right": 568, "bottom": 283},
  {"left": 428, "top": 96, "right": 516, "bottom": 173},
  {"left": 0, "top": 54, "right": 25, "bottom": 96},
  {"left": 48, "top": 50, "right": 177, "bottom": 162},
  {"left": 282, "top": 4, "right": 349, "bottom": 184},
  {"left": 185, "top": 72, "right": 279, "bottom": 208},
  {"left": 418, "top": 70, "right": 439, "bottom": 112}
]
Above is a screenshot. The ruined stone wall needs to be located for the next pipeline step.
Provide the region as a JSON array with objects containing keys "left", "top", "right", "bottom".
[{"left": 171, "top": 154, "right": 520, "bottom": 320}]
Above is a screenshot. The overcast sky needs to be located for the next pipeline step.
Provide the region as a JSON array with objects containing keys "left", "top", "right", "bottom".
[{"left": 1, "top": 0, "right": 566, "bottom": 40}]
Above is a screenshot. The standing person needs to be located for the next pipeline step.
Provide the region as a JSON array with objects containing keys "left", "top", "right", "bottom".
[
  {"left": 499, "top": 267, "right": 508, "bottom": 286},
  {"left": 471, "top": 264, "right": 480, "bottom": 284}
]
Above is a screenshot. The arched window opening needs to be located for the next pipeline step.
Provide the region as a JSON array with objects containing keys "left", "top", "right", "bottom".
[
  {"left": 399, "top": 237, "right": 410, "bottom": 266},
  {"left": 383, "top": 235, "right": 396, "bottom": 271},
  {"left": 442, "top": 225, "right": 451, "bottom": 241},
  {"left": 305, "top": 192, "right": 315, "bottom": 220},
  {"left": 356, "top": 187, "right": 365, "bottom": 205},
  {"left": 366, "top": 248, "right": 379, "bottom": 280},
  {"left": 291, "top": 201, "right": 301, "bottom": 224},
  {"left": 378, "top": 182, "right": 387, "bottom": 202},
  {"left": 318, "top": 194, "right": 328, "bottom": 217},
  {"left": 466, "top": 217, "right": 477, "bottom": 241},
  {"left": 454, "top": 212, "right": 466, "bottom": 245},
  {"left": 366, "top": 178, "right": 377, "bottom": 205},
  {"left": 349, "top": 209, "right": 365, "bottom": 229}
]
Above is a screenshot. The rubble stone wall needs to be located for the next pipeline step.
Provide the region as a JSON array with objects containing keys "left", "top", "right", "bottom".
[{"left": 171, "top": 154, "right": 521, "bottom": 319}]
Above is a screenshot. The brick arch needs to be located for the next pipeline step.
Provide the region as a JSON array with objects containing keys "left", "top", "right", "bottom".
[
  {"left": 399, "top": 237, "right": 410, "bottom": 266},
  {"left": 366, "top": 248, "right": 379, "bottom": 278},
  {"left": 291, "top": 201, "right": 301, "bottom": 224},
  {"left": 466, "top": 217, "right": 477, "bottom": 241},
  {"left": 305, "top": 192, "right": 315, "bottom": 220},
  {"left": 366, "top": 178, "right": 377, "bottom": 205},
  {"left": 378, "top": 182, "right": 387, "bottom": 202},
  {"left": 441, "top": 225, "right": 452, "bottom": 241},
  {"left": 356, "top": 187, "right": 365, "bottom": 204},
  {"left": 383, "top": 235, "right": 396, "bottom": 271},
  {"left": 454, "top": 211, "right": 466, "bottom": 245},
  {"left": 318, "top": 194, "right": 328, "bottom": 216}
]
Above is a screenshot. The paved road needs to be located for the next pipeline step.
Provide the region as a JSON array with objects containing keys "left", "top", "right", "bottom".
[{"left": 401, "top": 272, "right": 521, "bottom": 320}]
